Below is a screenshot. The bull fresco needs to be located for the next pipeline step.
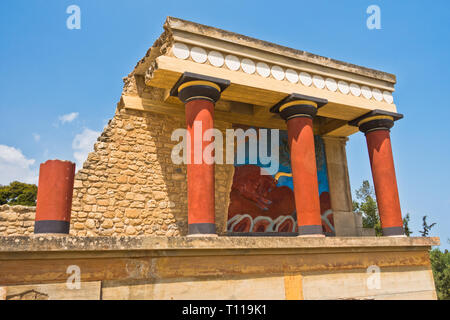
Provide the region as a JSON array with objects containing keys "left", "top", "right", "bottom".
[{"left": 227, "top": 126, "right": 335, "bottom": 235}]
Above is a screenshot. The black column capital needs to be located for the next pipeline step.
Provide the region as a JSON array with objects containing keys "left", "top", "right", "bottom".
[
  {"left": 349, "top": 109, "right": 403, "bottom": 134},
  {"left": 270, "top": 93, "right": 328, "bottom": 121},
  {"left": 170, "top": 72, "right": 230, "bottom": 104}
]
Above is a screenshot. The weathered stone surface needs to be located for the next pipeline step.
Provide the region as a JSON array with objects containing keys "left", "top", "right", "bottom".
[
  {"left": 0, "top": 235, "right": 438, "bottom": 300},
  {"left": 0, "top": 235, "right": 440, "bottom": 253},
  {"left": 85, "top": 219, "right": 96, "bottom": 229},
  {"left": 125, "top": 226, "right": 136, "bottom": 235},
  {"left": 3, "top": 282, "right": 101, "bottom": 300},
  {"left": 0, "top": 205, "right": 35, "bottom": 236},
  {"left": 101, "top": 219, "right": 114, "bottom": 229},
  {"left": 68, "top": 108, "right": 234, "bottom": 237}
]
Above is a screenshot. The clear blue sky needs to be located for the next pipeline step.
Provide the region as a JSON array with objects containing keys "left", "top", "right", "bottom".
[{"left": 1, "top": 0, "right": 448, "bottom": 249}]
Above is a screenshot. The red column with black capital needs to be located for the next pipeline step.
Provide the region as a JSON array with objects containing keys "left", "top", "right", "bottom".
[
  {"left": 172, "top": 73, "right": 230, "bottom": 236},
  {"left": 271, "top": 94, "right": 328, "bottom": 236},
  {"left": 355, "top": 112, "right": 404, "bottom": 236}
]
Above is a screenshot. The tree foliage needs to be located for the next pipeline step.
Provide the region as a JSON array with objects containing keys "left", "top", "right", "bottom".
[
  {"left": 419, "top": 215, "right": 436, "bottom": 237},
  {"left": 353, "top": 180, "right": 414, "bottom": 237},
  {"left": 403, "top": 213, "right": 412, "bottom": 236},
  {"left": 430, "top": 247, "right": 450, "bottom": 300},
  {"left": 0, "top": 181, "right": 37, "bottom": 206},
  {"left": 352, "top": 180, "right": 382, "bottom": 236}
]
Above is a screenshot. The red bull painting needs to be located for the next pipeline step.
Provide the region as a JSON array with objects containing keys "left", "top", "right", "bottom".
[{"left": 227, "top": 126, "right": 335, "bottom": 235}]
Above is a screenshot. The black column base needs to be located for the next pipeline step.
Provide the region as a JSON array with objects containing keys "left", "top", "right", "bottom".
[
  {"left": 297, "top": 225, "right": 324, "bottom": 236},
  {"left": 34, "top": 220, "right": 70, "bottom": 234},
  {"left": 188, "top": 223, "right": 216, "bottom": 235},
  {"left": 382, "top": 226, "right": 404, "bottom": 236}
]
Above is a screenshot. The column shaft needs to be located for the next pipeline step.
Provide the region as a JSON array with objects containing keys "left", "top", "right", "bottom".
[
  {"left": 172, "top": 73, "right": 229, "bottom": 236},
  {"left": 366, "top": 129, "right": 403, "bottom": 235},
  {"left": 270, "top": 94, "right": 327, "bottom": 236},
  {"left": 185, "top": 99, "right": 216, "bottom": 235},
  {"left": 34, "top": 160, "right": 75, "bottom": 234},
  {"left": 287, "top": 117, "right": 323, "bottom": 235}
]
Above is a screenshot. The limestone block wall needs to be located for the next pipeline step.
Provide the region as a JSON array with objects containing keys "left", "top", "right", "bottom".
[
  {"left": 70, "top": 107, "right": 234, "bottom": 237},
  {"left": 0, "top": 205, "right": 35, "bottom": 236}
]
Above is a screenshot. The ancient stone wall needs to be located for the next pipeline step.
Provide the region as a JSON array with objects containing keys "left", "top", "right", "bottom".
[
  {"left": 0, "top": 236, "right": 439, "bottom": 300},
  {"left": 0, "top": 205, "right": 35, "bottom": 236},
  {"left": 70, "top": 107, "right": 234, "bottom": 237}
]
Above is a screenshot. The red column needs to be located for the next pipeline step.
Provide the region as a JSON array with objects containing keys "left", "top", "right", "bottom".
[
  {"left": 353, "top": 112, "right": 404, "bottom": 236},
  {"left": 174, "top": 74, "right": 229, "bottom": 236},
  {"left": 34, "top": 160, "right": 75, "bottom": 234},
  {"left": 287, "top": 117, "right": 323, "bottom": 236},
  {"left": 366, "top": 129, "right": 403, "bottom": 236},
  {"left": 270, "top": 94, "right": 328, "bottom": 236},
  {"left": 185, "top": 99, "right": 216, "bottom": 235}
]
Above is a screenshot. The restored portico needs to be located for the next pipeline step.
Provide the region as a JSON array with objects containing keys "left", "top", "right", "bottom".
[{"left": 113, "top": 16, "right": 405, "bottom": 238}]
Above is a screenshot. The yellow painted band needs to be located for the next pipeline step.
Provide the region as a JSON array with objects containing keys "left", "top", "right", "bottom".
[
  {"left": 279, "top": 100, "right": 317, "bottom": 112},
  {"left": 275, "top": 172, "right": 293, "bottom": 181},
  {"left": 358, "top": 115, "right": 394, "bottom": 126},
  {"left": 178, "top": 80, "right": 221, "bottom": 93},
  {"left": 184, "top": 96, "right": 214, "bottom": 102}
]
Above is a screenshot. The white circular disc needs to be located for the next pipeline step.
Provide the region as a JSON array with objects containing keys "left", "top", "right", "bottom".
[
  {"left": 285, "top": 69, "right": 299, "bottom": 83},
  {"left": 299, "top": 72, "right": 312, "bottom": 86},
  {"left": 338, "top": 80, "right": 350, "bottom": 94},
  {"left": 383, "top": 91, "right": 394, "bottom": 104},
  {"left": 271, "top": 65, "right": 285, "bottom": 80},
  {"left": 350, "top": 83, "right": 361, "bottom": 97},
  {"left": 172, "top": 42, "right": 189, "bottom": 60},
  {"left": 313, "top": 75, "right": 325, "bottom": 89},
  {"left": 361, "top": 86, "right": 373, "bottom": 99},
  {"left": 207, "top": 50, "right": 224, "bottom": 67},
  {"left": 241, "top": 58, "right": 256, "bottom": 74},
  {"left": 225, "top": 54, "right": 240, "bottom": 71},
  {"left": 256, "top": 62, "right": 270, "bottom": 77},
  {"left": 190, "top": 46, "right": 207, "bottom": 63},
  {"left": 256, "top": 62, "right": 270, "bottom": 78},
  {"left": 325, "top": 78, "right": 337, "bottom": 92},
  {"left": 372, "top": 88, "right": 383, "bottom": 101}
]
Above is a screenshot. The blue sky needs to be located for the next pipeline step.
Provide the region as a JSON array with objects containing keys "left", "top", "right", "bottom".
[{"left": 0, "top": 0, "right": 448, "bottom": 249}]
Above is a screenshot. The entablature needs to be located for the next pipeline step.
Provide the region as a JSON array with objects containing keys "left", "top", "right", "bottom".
[{"left": 122, "top": 17, "right": 399, "bottom": 137}]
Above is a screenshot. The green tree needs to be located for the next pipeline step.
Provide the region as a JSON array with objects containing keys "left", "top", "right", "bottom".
[
  {"left": 430, "top": 247, "right": 450, "bottom": 300},
  {"left": 419, "top": 215, "right": 436, "bottom": 237},
  {"left": 0, "top": 181, "right": 37, "bottom": 206},
  {"left": 352, "top": 180, "right": 382, "bottom": 236},
  {"left": 403, "top": 213, "right": 412, "bottom": 237}
]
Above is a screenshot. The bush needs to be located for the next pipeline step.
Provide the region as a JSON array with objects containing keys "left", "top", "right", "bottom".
[
  {"left": 430, "top": 248, "right": 450, "bottom": 300},
  {"left": 0, "top": 181, "right": 37, "bottom": 206}
]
